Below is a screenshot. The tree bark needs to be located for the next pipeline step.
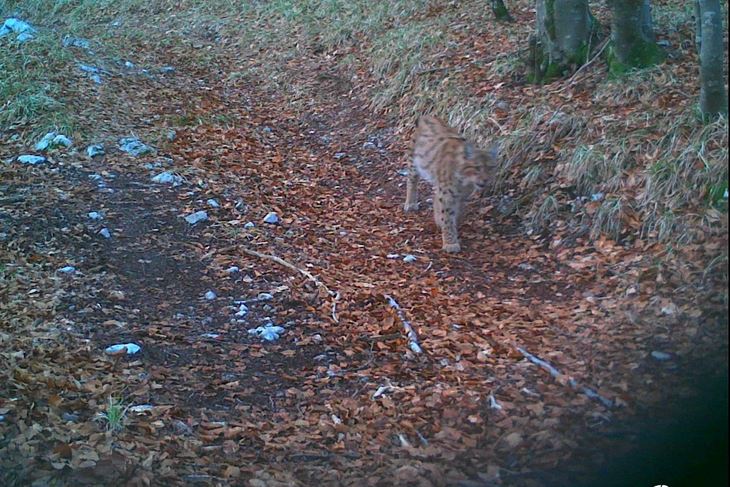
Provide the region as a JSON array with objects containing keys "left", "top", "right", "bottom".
[
  {"left": 531, "top": 0, "right": 593, "bottom": 82},
  {"left": 492, "top": 0, "right": 513, "bottom": 22},
  {"left": 698, "top": 0, "right": 728, "bottom": 117},
  {"left": 640, "top": 0, "right": 655, "bottom": 41},
  {"left": 610, "top": 0, "right": 664, "bottom": 73}
]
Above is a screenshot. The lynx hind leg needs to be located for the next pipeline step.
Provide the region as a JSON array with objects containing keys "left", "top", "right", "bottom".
[
  {"left": 436, "top": 188, "right": 461, "bottom": 253},
  {"left": 404, "top": 166, "right": 419, "bottom": 212}
]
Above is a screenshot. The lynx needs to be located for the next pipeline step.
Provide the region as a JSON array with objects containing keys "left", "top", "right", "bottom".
[{"left": 404, "top": 115, "right": 499, "bottom": 253}]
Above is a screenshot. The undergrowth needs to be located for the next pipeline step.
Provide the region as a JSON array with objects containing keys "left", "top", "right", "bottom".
[{"left": 1, "top": 0, "right": 726, "bottom": 246}]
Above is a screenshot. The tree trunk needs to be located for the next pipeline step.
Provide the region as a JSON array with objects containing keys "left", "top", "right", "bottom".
[
  {"left": 610, "top": 0, "right": 664, "bottom": 73},
  {"left": 640, "top": 0, "right": 655, "bottom": 41},
  {"left": 531, "top": 0, "right": 593, "bottom": 82},
  {"left": 695, "top": 0, "right": 702, "bottom": 53},
  {"left": 491, "top": 0, "right": 513, "bottom": 22},
  {"left": 698, "top": 0, "right": 728, "bottom": 117}
]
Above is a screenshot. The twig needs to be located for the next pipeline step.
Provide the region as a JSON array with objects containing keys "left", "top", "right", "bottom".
[
  {"left": 486, "top": 116, "right": 507, "bottom": 136},
  {"left": 241, "top": 247, "right": 339, "bottom": 323},
  {"left": 516, "top": 347, "right": 612, "bottom": 408},
  {"left": 384, "top": 295, "right": 423, "bottom": 354},
  {"left": 550, "top": 37, "right": 610, "bottom": 94}
]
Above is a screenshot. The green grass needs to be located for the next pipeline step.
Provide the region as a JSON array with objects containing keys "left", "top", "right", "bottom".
[
  {"left": 94, "top": 396, "right": 130, "bottom": 432},
  {"left": 0, "top": 28, "right": 75, "bottom": 139}
]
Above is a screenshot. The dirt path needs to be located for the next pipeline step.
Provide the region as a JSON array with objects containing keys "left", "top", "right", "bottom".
[{"left": 1, "top": 31, "right": 727, "bottom": 487}]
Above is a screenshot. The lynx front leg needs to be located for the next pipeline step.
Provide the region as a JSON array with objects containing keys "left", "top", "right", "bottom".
[
  {"left": 403, "top": 166, "right": 419, "bottom": 212},
  {"left": 435, "top": 187, "right": 461, "bottom": 253}
]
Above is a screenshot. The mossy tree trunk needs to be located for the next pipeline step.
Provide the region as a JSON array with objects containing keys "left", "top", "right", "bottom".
[
  {"left": 492, "top": 0, "right": 513, "bottom": 22},
  {"left": 609, "top": 0, "right": 665, "bottom": 74},
  {"left": 530, "top": 0, "right": 593, "bottom": 83},
  {"left": 697, "top": 0, "right": 728, "bottom": 117}
]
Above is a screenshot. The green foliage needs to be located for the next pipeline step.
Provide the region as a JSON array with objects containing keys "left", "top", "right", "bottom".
[{"left": 94, "top": 396, "right": 130, "bottom": 432}]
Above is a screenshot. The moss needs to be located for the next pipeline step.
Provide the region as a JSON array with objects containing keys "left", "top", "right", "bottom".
[{"left": 607, "top": 40, "right": 665, "bottom": 76}]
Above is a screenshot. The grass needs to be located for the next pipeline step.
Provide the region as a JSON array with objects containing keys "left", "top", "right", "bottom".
[
  {"left": 0, "top": 28, "right": 76, "bottom": 139},
  {"left": 94, "top": 396, "right": 130, "bottom": 432}
]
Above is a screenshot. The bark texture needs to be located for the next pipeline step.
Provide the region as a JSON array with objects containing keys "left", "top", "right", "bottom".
[
  {"left": 698, "top": 0, "right": 728, "bottom": 116},
  {"left": 531, "top": 0, "right": 593, "bottom": 82},
  {"left": 610, "top": 0, "right": 664, "bottom": 73}
]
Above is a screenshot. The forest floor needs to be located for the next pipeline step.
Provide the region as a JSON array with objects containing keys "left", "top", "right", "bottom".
[{"left": 1, "top": 4, "right": 728, "bottom": 487}]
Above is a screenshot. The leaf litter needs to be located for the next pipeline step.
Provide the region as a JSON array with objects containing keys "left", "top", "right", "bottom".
[{"left": 0, "top": 4, "right": 727, "bottom": 487}]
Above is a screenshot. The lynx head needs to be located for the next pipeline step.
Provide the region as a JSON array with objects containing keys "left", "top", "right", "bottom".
[{"left": 461, "top": 143, "right": 500, "bottom": 189}]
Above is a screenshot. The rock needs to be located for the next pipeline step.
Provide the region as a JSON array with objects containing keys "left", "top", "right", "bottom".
[
  {"left": 334, "top": 152, "right": 346, "bottom": 160},
  {"left": 651, "top": 351, "right": 672, "bottom": 361},
  {"left": 79, "top": 64, "right": 103, "bottom": 83},
  {"left": 167, "top": 129, "right": 177, "bottom": 141},
  {"left": 151, "top": 171, "right": 183, "bottom": 186},
  {"left": 1, "top": 18, "right": 35, "bottom": 42},
  {"left": 99, "top": 228, "right": 111, "bottom": 239},
  {"left": 235, "top": 304, "right": 248, "bottom": 317},
  {"left": 119, "top": 137, "right": 154, "bottom": 157},
  {"left": 660, "top": 302, "right": 678, "bottom": 316},
  {"left": 79, "top": 64, "right": 100, "bottom": 74},
  {"left": 257, "top": 292, "right": 274, "bottom": 301},
  {"left": 403, "top": 254, "right": 417, "bottom": 263},
  {"left": 15, "top": 30, "right": 33, "bottom": 42},
  {"left": 518, "top": 263, "right": 535, "bottom": 271},
  {"left": 159, "top": 66, "right": 176, "bottom": 74},
  {"left": 263, "top": 212, "right": 279, "bottom": 224},
  {"left": 172, "top": 419, "right": 193, "bottom": 435},
  {"left": 207, "top": 198, "right": 220, "bottom": 208},
  {"left": 386, "top": 254, "right": 400, "bottom": 259},
  {"left": 87, "top": 211, "right": 103, "bottom": 220},
  {"left": 204, "top": 290, "right": 217, "bottom": 300},
  {"left": 61, "top": 412, "right": 80, "bottom": 422},
  {"left": 124, "top": 60, "right": 135, "bottom": 69},
  {"left": 244, "top": 221, "right": 255, "bottom": 229},
  {"left": 16, "top": 155, "right": 46, "bottom": 165},
  {"left": 35, "top": 132, "right": 72, "bottom": 151},
  {"left": 129, "top": 404, "right": 154, "bottom": 413},
  {"left": 248, "top": 323, "right": 285, "bottom": 342},
  {"left": 201, "top": 333, "right": 220, "bottom": 339},
  {"left": 184, "top": 210, "right": 208, "bottom": 225},
  {"left": 86, "top": 144, "right": 105, "bottom": 158},
  {"left": 590, "top": 192, "right": 605, "bottom": 202},
  {"left": 104, "top": 343, "right": 141, "bottom": 355},
  {"left": 226, "top": 266, "right": 240, "bottom": 274},
  {"left": 62, "top": 36, "right": 90, "bottom": 49},
  {"left": 58, "top": 266, "right": 76, "bottom": 274}
]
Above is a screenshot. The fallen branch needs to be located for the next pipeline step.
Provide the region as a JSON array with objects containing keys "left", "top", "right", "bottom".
[
  {"left": 516, "top": 347, "right": 612, "bottom": 408},
  {"left": 384, "top": 295, "right": 423, "bottom": 354},
  {"left": 241, "top": 247, "right": 339, "bottom": 323}
]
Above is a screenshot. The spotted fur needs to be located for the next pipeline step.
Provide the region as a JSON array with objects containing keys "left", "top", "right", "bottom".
[{"left": 404, "top": 115, "right": 499, "bottom": 253}]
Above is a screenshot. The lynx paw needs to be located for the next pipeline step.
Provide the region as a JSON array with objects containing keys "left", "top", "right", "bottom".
[
  {"left": 442, "top": 242, "right": 461, "bottom": 253},
  {"left": 403, "top": 202, "right": 418, "bottom": 212}
]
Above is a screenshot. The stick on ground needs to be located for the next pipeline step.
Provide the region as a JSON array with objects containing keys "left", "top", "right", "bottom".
[
  {"left": 241, "top": 247, "right": 340, "bottom": 323},
  {"left": 384, "top": 295, "right": 423, "bottom": 354},
  {"left": 516, "top": 346, "right": 612, "bottom": 408}
]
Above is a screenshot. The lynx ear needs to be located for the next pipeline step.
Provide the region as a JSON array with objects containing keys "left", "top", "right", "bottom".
[{"left": 464, "top": 143, "right": 475, "bottom": 160}]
